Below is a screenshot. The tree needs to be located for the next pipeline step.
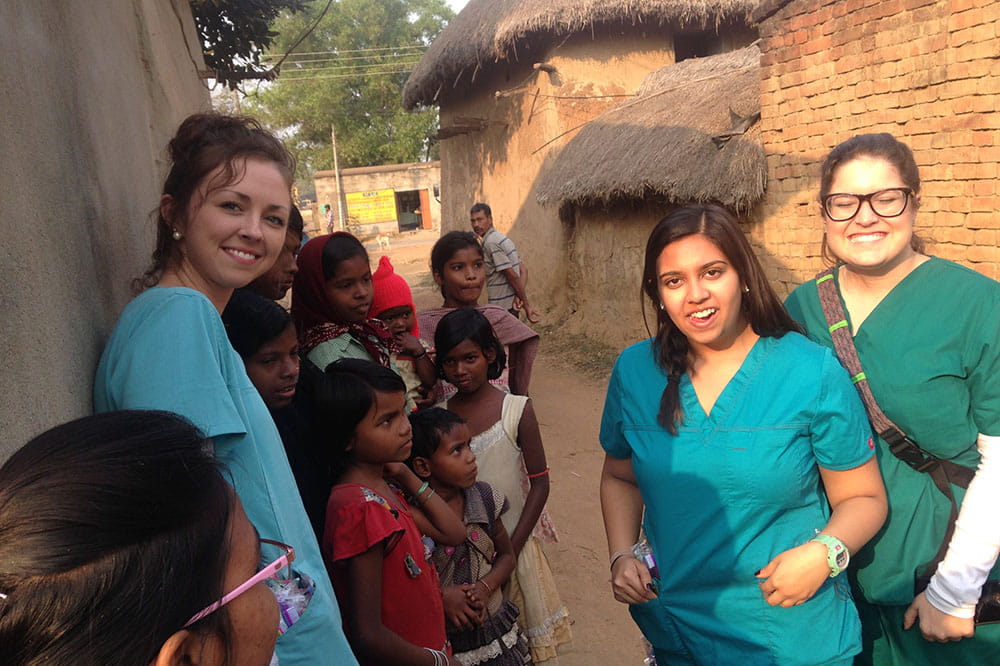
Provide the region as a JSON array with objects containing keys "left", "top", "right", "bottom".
[
  {"left": 244, "top": 0, "right": 453, "bottom": 181},
  {"left": 191, "top": 0, "right": 307, "bottom": 90}
]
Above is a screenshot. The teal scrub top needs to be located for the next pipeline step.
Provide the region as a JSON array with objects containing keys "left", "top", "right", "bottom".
[
  {"left": 95, "top": 287, "right": 358, "bottom": 666},
  {"left": 785, "top": 258, "right": 1000, "bottom": 606},
  {"left": 600, "top": 333, "right": 873, "bottom": 665}
]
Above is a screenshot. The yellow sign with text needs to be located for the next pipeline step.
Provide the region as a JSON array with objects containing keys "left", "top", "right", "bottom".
[{"left": 345, "top": 189, "right": 397, "bottom": 226}]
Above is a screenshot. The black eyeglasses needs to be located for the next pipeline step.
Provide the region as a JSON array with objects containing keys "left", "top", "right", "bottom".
[{"left": 822, "top": 188, "right": 913, "bottom": 222}]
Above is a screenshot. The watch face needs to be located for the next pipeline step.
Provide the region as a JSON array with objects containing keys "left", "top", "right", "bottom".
[{"left": 835, "top": 550, "right": 849, "bottom": 568}]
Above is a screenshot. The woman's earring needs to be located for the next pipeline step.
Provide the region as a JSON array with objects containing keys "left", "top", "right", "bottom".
[
  {"left": 172, "top": 229, "right": 183, "bottom": 241},
  {"left": 743, "top": 286, "right": 750, "bottom": 294},
  {"left": 658, "top": 303, "right": 665, "bottom": 311}
]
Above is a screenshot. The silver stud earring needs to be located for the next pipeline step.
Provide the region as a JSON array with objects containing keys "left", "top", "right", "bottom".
[
  {"left": 743, "top": 286, "right": 750, "bottom": 294},
  {"left": 172, "top": 229, "right": 183, "bottom": 241},
  {"left": 659, "top": 303, "right": 665, "bottom": 310}
]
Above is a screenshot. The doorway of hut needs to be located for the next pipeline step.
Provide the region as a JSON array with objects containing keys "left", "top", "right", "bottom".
[{"left": 394, "top": 189, "right": 423, "bottom": 231}]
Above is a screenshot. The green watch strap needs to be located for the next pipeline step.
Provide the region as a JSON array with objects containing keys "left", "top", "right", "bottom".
[{"left": 811, "top": 534, "right": 850, "bottom": 578}]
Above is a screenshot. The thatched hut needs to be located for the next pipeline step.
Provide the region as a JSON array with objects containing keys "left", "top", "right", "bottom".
[
  {"left": 403, "top": 0, "right": 757, "bottom": 330},
  {"left": 532, "top": 44, "right": 765, "bottom": 347}
]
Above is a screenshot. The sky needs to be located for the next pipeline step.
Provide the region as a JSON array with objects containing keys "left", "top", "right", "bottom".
[{"left": 447, "top": 0, "right": 469, "bottom": 12}]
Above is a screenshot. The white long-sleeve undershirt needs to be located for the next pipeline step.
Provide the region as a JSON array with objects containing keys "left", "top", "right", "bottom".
[{"left": 925, "top": 433, "right": 1000, "bottom": 617}]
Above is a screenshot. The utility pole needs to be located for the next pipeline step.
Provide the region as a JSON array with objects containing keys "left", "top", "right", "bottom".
[{"left": 331, "top": 124, "right": 345, "bottom": 231}]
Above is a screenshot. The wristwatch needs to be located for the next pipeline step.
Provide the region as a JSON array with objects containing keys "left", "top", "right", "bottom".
[{"left": 811, "top": 534, "right": 850, "bottom": 578}]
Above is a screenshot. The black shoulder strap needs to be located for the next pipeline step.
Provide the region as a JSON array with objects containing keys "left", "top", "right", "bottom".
[{"left": 815, "top": 267, "right": 975, "bottom": 577}]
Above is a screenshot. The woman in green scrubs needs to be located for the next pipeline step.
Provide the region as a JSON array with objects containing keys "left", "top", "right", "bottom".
[{"left": 785, "top": 133, "right": 1000, "bottom": 665}]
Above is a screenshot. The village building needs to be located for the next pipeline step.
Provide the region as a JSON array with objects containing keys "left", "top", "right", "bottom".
[
  {"left": 403, "top": 0, "right": 758, "bottom": 331},
  {"left": 535, "top": 43, "right": 763, "bottom": 346},
  {"left": 407, "top": 0, "right": 1000, "bottom": 350},
  {"left": 312, "top": 161, "right": 441, "bottom": 237}
]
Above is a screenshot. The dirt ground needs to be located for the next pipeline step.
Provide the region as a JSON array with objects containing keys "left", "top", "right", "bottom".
[{"left": 370, "top": 232, "right": 648, "bottom": 665}]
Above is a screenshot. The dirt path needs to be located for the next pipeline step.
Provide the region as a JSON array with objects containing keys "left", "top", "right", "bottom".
[{"left": 376, "top": 233, "right": 648, "bottom": 664}]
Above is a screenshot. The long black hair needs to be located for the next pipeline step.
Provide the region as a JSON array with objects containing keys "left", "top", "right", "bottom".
[
  {"left": 641, "top": 204, "right": 801, "bottom": 434},
  {"left": 222, "top": 288, "right": 294, "bottom": 360},
  {"left": 433, "top": 307, "right": 506, "bottom": 381},
  {"left": 313, "top": 358, "right": 406, "bottom": 480},
  {"left": 0, "top": 410, "right": 234, "bottom": 665}
]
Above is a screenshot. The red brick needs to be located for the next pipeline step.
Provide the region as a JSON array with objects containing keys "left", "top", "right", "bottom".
[{"left": 968, "top": 212, "right": 1000, "bottom": 229}]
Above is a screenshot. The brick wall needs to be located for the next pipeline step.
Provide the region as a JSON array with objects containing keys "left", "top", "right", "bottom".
[{"left": 753, "top": 0, "right": 1000, "bottom": 294}]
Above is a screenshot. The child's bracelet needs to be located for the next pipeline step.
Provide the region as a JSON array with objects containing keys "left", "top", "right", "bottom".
[
  {"left": 413, "top": 349, "right": 428, "bottom": 359},
  {"left": 424, "top": 647, "right": 447, "bottom": 666},
  {"left": 610, "top": 548, "right": 635, "bottom": 571},
  {"left": 414, "top": 481, "right": 430, "bottom": 500},
  {"left": 479, "top": 579, "right": 493, "bottom": 595},
  {"left": 421, "top": 488, "right": 436, "bottom": 504},
  {"left": 527, "top": 467, "right": 550, "bottom": 479}
]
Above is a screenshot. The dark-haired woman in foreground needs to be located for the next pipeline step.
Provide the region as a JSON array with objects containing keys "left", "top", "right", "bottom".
[
  {"left": 785, "top": 133, "right": 1000, "bottom": 664},
  {"left": 600, "top": 204, "right": 887, "bottom": 665},
  {"left": 0, "top": 410, "right": 278, "bottom": 666}
]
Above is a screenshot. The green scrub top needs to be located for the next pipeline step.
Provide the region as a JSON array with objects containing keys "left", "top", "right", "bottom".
[
  {"left": 785, "top": 258, "right": 1000, "bottom": 606},
  {"left": 601, "top": 333, "right": 873, "bottom": 665}
]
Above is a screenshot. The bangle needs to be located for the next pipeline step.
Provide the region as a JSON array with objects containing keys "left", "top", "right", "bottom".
[
  {"left": 421, "top": 488, "right": 436, "bottom": 504},
  {"left": 479, "top": 579, "right": 493, "bottom": 595},
  {"left": 424, "top": 647, "right": 447, "bottom": 666},
  {"left": 610, "top": 547, "right": 634, "bottom": 571},
  {"left": 414, "top": 481, "right": 430, "bottom": 499},
  {"left": 413, "top": 349, "right": 427, "bottom": 359},
  {"left": 527, "top": 467, "right": 550, "bottom": 479}
]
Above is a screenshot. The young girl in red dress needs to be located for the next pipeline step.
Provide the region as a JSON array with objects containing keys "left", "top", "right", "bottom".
[{"left": 319, "top": 358, "right": 466, "bottom": 666}]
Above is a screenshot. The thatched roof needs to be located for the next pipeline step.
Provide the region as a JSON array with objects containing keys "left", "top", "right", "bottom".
[
  {"left": 403, "top": 0, "right": 758, "bottom": 109},
  {"left": 534, "top": 43, "right": 764, "bottom": 212}
]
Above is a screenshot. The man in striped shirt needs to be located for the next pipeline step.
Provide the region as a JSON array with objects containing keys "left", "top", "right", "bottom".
[{"left": 470, "top": 202, "right": 540, "bottom": 322}]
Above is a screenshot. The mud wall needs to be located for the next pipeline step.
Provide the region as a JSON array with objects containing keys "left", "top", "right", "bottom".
[
  {"left": 435, "top": 31, "right": 677, "bottom": 313},
  {"left": 0, "top": 0, "right": 209, "bottom": 459}
]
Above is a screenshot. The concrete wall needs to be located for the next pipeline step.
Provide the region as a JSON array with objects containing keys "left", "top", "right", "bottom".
[
  {"left": 755, "top": 0, "right": 1000, "bottom": 294},
  {"left": 0, "top": 0, "right": 209, "bottom": 459},
  {"left": 313, "top": 161, "right": 441, "bottom": 235},
  {"left": 435, "top": 30, "right": 678, "bottom": 316}
]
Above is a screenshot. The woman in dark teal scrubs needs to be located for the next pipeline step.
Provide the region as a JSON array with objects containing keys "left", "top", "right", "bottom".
[
  {"left": 785, "top": 133, "right": 1000, "bottom": 665},
  {"left": 601, "top": 204, "right": 887, "bottom": 665}
]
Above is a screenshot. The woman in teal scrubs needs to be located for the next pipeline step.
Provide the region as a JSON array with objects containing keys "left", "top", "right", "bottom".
[
  {"left": 94, "top": 113, "right": 358, "bottom": 666},
  {"left": 785, "top": 133, "right": 1000, "bottom": 665},
  {"left": 600, "top": 204, "right": 887, "bottom": 665}
]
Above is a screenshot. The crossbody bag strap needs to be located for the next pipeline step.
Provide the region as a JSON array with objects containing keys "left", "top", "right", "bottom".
[{"left": 815, "top": 268, "right": 974, "bottom": 578}]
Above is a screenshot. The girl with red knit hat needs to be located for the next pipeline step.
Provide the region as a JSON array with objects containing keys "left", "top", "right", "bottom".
[{"left": 370, "top": 255, "right": 438, "bottom": 409}]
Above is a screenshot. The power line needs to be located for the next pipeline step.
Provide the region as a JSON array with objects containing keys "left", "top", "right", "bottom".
[
  {"left": 261, "top": 44, "right": 429, "bottom": 58},
  {"left": 284, "top": 59, "right": 422, "bottom": 73},
  {"left": 280, "top": 52, "right": 425, "bottom": 68},
  {"left": 276, "top": 68, "right": 416, "bottom": 82}
]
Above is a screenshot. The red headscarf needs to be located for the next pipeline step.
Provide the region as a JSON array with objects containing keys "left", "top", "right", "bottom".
[{"left": 291, "top": 233, "right": 400, "bottom": 365}]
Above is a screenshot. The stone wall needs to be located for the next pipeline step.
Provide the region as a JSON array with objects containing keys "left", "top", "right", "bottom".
[
  {"left": 0, "top": 0, "right": 209, "bottom": 459},
  {"left": 753, "top": 0, "right": 1000, "bottom": 293}
]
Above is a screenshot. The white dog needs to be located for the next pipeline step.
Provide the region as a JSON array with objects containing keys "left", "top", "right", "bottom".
[{"left": 376, "top": 234, "right": 391, "bottom": 251}]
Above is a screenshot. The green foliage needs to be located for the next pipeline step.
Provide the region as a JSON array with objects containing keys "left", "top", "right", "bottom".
[
  {"left": 244, "top": 0, "right": 452, "bottom": 182},
  {"left": 191, "top": 0, "right": 307, "bottom": 90}
]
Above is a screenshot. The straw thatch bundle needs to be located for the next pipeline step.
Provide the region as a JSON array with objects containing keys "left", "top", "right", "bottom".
[
  {"left": 403, "top": 0, "right": 757, "bottom": 109},
  {"left": 534, "top": 43, "right": 764, "bottom": 213}
]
